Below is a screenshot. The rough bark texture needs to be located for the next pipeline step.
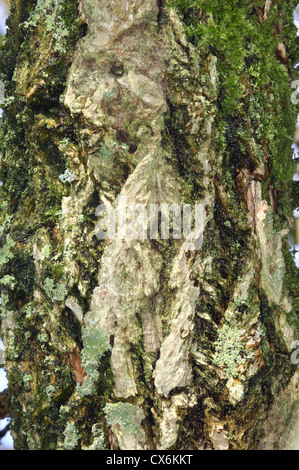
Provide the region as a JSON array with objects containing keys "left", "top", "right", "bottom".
[{"left": 0, "top": 0, "right": 298, "bottom": 450}]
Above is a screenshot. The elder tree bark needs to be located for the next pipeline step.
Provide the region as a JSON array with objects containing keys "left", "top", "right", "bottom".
[{"left": 0, "top": 0, "right": 298, "bottom": 450}]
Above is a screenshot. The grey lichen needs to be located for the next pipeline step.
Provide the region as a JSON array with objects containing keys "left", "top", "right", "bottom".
[
  {"left": 63, "top": 421, "right": 80, "bottom": 450},
  {"left": 45, "top": 384, "right": 56, "bottom": 399},
  {"left": 40, "top": 244, "right": 52, "bottom": 261},
  {"left": 43, "top": 277, "right": 67, "bottom": 302},
  {"left": 76, "top": 326, "right": 111, "bottom": 397},
  {"left": 82, "top": 425, "right": 106, "bottom": 450},
  {"left": 22, "top": 0, "right": 73, "bottom": 54},
  {"left": 104, "top": 402, "right": 143, "bottom": 436},
  {"left": 213, "top": 324, "right": 254, "bottom": 378},
  {"left": 0, "top": 275, "right": 16, "bottom": 289},
  {"left": 59, "top": 169, "right": 75, "bottom": 184},
  {"left": 0, "top": 234, "right": 15, "bottom": 268},
  {"left": 22, "top": 373, "right": 33, "bottom": 390}
]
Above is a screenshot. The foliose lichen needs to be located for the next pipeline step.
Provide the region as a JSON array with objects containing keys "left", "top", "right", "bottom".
[
  {"left": 104, "top": 402, "right": 143, "bottom": 436},
  {"left": 213, "top": 324, "right": 255, "bottom": 378},
  {"left": 63, "top": 421, "right": 80, "bottom": 450},
  {"left": 76, "top": 326, "right": 111, "bottom": 397},
  {"left": 44, "top": 277, "right": 67, "bottom": 302}
]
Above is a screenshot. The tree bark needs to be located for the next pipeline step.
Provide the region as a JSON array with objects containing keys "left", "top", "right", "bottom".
[{"left": 0, "top": 0, "right": 298, "bottom": 450}]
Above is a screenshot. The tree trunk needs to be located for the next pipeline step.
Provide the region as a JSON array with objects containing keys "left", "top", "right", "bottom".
[{"left": 0, "top": 0, "right": 298, "bottom": 450}]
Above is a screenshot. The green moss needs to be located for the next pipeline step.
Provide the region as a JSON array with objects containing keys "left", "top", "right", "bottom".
[
  {"left": 282, "top": 242, "right": 299, "bottom": 324},
  {"left": 11, "top": 251, "right": 35, "bottom": 298},
  {"left": 168, "top": 0, "right": 298, "bottom": 185},
  {"left": 0, "top": 0, "right": 95, "bottom": 450}
]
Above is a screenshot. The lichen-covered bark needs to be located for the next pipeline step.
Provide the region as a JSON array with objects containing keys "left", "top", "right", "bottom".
[{"left": 0, "top": 0, "right": 298, "bottom": 450}]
